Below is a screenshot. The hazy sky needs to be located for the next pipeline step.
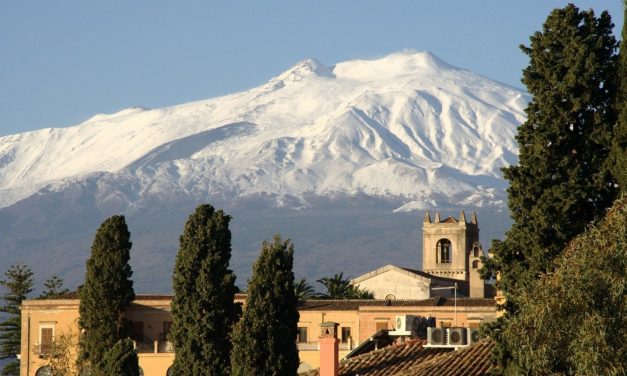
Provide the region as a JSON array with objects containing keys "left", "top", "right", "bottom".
[{"left": 1, "top": 1, "right": 623, "bottom": 137}]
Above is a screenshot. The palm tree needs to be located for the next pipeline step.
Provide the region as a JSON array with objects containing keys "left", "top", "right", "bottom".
[{"left": 294, "top": 278, "right": 316, "bottom": 300}]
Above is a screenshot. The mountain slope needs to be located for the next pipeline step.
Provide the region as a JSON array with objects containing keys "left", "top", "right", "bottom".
[
  {"left": 0, "top": 51, "right": 527, "bottom": 209},
  {"left": 0, "top": 51, "right": 527, "bottom": 292}
]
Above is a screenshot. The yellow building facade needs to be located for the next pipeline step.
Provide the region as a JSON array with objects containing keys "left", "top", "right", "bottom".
[{"left": 20, "top": 295, "right": 496, "bottom": 375}]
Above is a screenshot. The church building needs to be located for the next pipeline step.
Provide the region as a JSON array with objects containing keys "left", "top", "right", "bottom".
[{"left": 351, "top": 210, "right": 489, "bottom": 299}]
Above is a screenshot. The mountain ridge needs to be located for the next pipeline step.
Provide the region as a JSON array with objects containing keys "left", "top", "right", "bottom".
[{"left": 0, "top": 51, "right": 525, "bottom": 292}]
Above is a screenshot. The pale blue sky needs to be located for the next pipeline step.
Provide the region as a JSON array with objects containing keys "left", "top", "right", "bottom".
[{"left": 0, "top": 1, "right": 623, "bottom": 137}]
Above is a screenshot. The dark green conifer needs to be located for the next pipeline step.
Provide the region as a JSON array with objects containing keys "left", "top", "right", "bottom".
[
  {"left": 101, "top": 339, "right": 140, "bottom": 376},
  {"left": 78, "top": 215, "right": 136, "bottom": 375},
  {"left": 0, "top": 263, "right": 33, "bottom": 376},
  {"left": 482, "top": 3, "right": 618, "bottom": 311},
  {"left": 39, "top": 275, "right": 69, "bottom": 299},
  {"left": 230, "top": 235, "right": 299, "bottom": 376},
  {"left": 170, "top": 204, "right": 240, "bottom": 376},
  {"left": 480, "top": 5, "right": 619, "bottom": 374},
  {"left": 611, "top": 2, "right": 627, "bottom": 191}
]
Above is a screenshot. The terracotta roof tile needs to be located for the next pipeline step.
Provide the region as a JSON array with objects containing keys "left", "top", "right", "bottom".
[
  {"left": 302, "top": 340, "right": 452, "bottom": 376},
  {"left": 47, "top": 291, "right": 176, "bottom": 301},
  {"left": 436, "top": 298, "right": 496, "bottom": 307},
  {"left": 297, "top": 298, "right": 441, "bottom": 311},
  {"left": 43, "top": 294, "right": 494, "bottom": 308},
  {"left": 394, "top": 339, "right": 494, "bottom": 376}
]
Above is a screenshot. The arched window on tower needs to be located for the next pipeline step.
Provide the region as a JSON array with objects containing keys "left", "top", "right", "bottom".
[
  {"left": 436, "top": 239, "right": 451, "bottom": 263},
  {"left": 472, "top": 260, "right": 480, "bottom": 269},
  {"left": 473, "top": 244, "right": 481, "bottom": 257}
]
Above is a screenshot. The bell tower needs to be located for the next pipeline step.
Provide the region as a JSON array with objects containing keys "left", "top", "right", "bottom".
[{"left": 422, "top": 210, "right": 479, "bottom": 282}]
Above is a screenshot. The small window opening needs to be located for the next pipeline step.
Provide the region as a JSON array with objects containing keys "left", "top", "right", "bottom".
[{"left": 437, "top": 239, "right": 451, "bottom": 263}]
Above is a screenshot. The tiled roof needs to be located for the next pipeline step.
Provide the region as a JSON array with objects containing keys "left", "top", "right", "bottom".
[
  {"left": 48, "top": 291, "right": 175, "bottom": 301},
  {"left": 301, "top": 340, "right": 452, "bottom": 376},
  {"left": 41, "top": 293, "right": 495, "bottom": 308},
  {"left": 436, "top": 297, "right": 496, "bottom": 307},
  {"left": 43, "top": 292, "right": 248, "bottom": 301},
  {"left": 297, "top": 297, "right": 495, "bottom": 311},
  {"left": 398, "top": 268, "right": 470, "bottom": 285},
  {"left": 394, "top": 340, "right": 494, "bottom": 376},
  {"left": 297, "top": 298, "right": 441, "bottom": 311},
  {"left": 52, "top": 291, "right": 79, "bottom": 299}
]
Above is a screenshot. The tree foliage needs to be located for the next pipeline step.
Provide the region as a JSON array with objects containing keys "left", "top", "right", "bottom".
[
  {"left": 501, "top": 195, "right": 627, "bottom": 375},
  {"left": 230, "top": 235, "right": 299, "bottom": 376},
  {"left": 0, "top": 263, "right": 33, "bottom": 376},
  {"left": 39, "top": 275, "right": 69, "bottom": 299},
  {"left": 78, "top": 215, "right": 136, "bottom": 375},
  {"left": 170, "top": 204, "right": 240, "bottom": 376},
  {"left": 45, "top": 324, "right": 80, "bottom": 376},
  {"left": 611, "top": 2, "right": 627, "bottom": 191},
  {"left": 482, "top": 3, "right": 619, "bottom": 311},
  {"left": 479, "top": 5, "right": 620, "bottom": 374},
  {"left": 317, "top": 272, "right": 374, "bottom": 299},
  {"left": 294, "top": 278, "right": 316, "bottom": 300},
  {"left": 101, "top": 339, "right": 139, "bottom": 376}
]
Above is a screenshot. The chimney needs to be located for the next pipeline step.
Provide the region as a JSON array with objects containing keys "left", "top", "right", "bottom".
[{"left": 319, "top": 322, "right": 339, "bottom": 376}]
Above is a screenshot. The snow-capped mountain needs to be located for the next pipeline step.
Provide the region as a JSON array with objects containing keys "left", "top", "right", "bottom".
[{"left": 0, "top": 51, "right": 527, "bottom": 292}]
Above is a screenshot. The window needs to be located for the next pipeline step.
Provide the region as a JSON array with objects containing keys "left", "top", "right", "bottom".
[
  {"left": 162, "top": 321, "right": 172, "bottom": 341},
  {"left": 437, "top": 239, "right": 452, "bottom": 263},
  {"left": 297, "top": 327, "right": 308, "bottom": 343},
  {"left": 384, "top": 294, "right": 396, "bottom": 300},
  {"left": 38, "top": 324, "right": 54, "bottom": 356},
  {"left": 473, "top": 245, "right": 481, "bottom": 257},
  {"left": 375, "top": 321, "right": 388, "bottom": 331},
  {"left": 341, "top": 327, "right": 351, "bottom": 343},
  {"left": 131, "top": 321, "right": 144, "bottom": 341},
  {"left": 472, "top": 260, "right": 479, "bottom": 269}
]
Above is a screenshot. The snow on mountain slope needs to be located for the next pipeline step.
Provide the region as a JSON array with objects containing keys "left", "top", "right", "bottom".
[{"left": 0, "top": 51, "right": 528, "bottom": 209}]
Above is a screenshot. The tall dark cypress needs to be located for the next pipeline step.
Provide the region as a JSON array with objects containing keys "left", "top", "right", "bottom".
[
  {"left": 480, "top": 5, "right": 619, "bottom": 374},
  {"left": 231, "top": 235, "right": 299, "bottom": 376},
  {"left": 611, "top": 1, "right": 627, "bottom": 191},
  {"left": 483, "top": 3, "right": 618, "bottom": 310},
  {"left": 101, "top": 339, "right": 139, "bottom": 376},
  {"left": 170, "top": 204, "right": 240, "bottom": 376},
  {"left": 78, "top": 215, "right": 136, "bottom": 376},
  {"left": 0, "top": 264, "right": 33, "bottom": 376}
]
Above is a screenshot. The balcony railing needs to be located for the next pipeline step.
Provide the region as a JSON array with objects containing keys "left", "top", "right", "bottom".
[
  {"left": 296, "top": 338, "right": 354, "bottom": 351},
  {"left": 34, "top": 343, "right": 53, "bottom": 358},
  {"left": 133, "top": 339, "right": 174, "bottom": 354}
]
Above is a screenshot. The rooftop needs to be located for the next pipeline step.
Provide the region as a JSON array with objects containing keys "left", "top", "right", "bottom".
[{"left": 300, "top": 339, "right": 494, "bottom": 376}]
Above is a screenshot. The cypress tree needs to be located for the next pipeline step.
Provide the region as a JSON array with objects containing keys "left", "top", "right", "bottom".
[
  {"left": 611, "top": 1, "right": 627, "bottom": 191},
  {"left": 482, "top": 3, "right": 619, "bottom": 310},
  {"left": 101, "top": 339, "right": 140, "bottom": 376},
  {"left": 0, "top": 263, "right": 33, "bottom": 376},
  {"left": 170, "top": 204, "right": 240, "bottom": 376},
  {"left": 231, "top": 235, "right": 299, "bottom": 376},
  {"left": 78, "top": 215, "right": 136, "bottom": 376},
  {"left": 480, "top": 5, "right": 619, "bottom": 373}
]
